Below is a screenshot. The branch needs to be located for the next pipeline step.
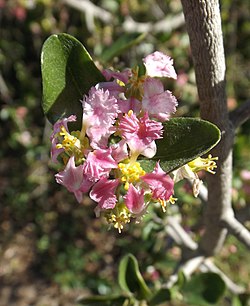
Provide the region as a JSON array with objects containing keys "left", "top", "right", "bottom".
[
  {"left": 229, "top": 99, "right": 250, "bottom": 130},
  {"left": 122, "top": 13, "right": 185, "bottom": 34},
  {"left": 221, "top": 216, "right": 250, "bottom": 249},
  {"left": 181, "top": 0, "right": 234, "bottom": 256},
  {"left": 62, "top": 0, "right": 112, "bottom": 31},
  {"left": 196, "top": 182, "right": 250, "bottom": 247}
]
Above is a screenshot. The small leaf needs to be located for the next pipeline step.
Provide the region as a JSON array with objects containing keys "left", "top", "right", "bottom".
[
  {"left": 118, "top": 253, "right": 152, "bottom": 300},
  {"left": 148, "top": 288, "right": 171, "bottom": 306},
  {"left": 100, "top": 33, "right": 146, "bottom": 63},
  {"left": 182, "top": 272, "right": 226, "bottom": 305},
  {"left": 41, "top": 33, "right": 105, "bottom": 130},
  {"left": 140, "top": 117, "right": 221, "bottom": 173},
  {"left": 176, "top": 271, "right": 186, "bottom": 288}
]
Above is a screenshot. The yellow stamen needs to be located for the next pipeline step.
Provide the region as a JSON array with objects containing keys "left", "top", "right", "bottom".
[
  {"left": 188, "top": 154, "right": 218, "bottom": 174},
  {"left": 117, "top": 79, "right": 125, "bottom": 87},
  {"left": 56, "top": 126, "right": 87, "bottom": 164},
  {"left": 158, "top": 196, "right": 177, "bottom": 212},
  {"left": 158, "top": 198, "right": 167, "bottom": 212},
  {"left": 105, "top": 206, "right": 131, "bottom": 233},
  {"left": 118, "top": 161, "right": 145, "bottom": 190},
  {"left": 128, "top": 109, "right": 133, "bottom": 117},
  {"left": 167, "top": 195, "right": 178, "bottom": 205}
]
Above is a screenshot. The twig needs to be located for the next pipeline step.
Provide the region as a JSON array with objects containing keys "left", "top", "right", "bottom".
[
  {"left": 0, "top": 72, "right": 11, "bottom": 103},
  {"left": 221, "top": 216, "right": 250, "bottom": 249},
  {"left": 165, "top": 216, "right": 197, "bottom": 250},
  {"left": 61, "top": 1, "right": 184, "bottom": 36},
  {"left": 162, "top": 215, "right": 245, "bottom": 293},
  {"left": 122, "top": 13, "right": 185, "bottom": 34},
  {"left": 163, "top": 255, "right": 205, "bottom": 288},
  {"left": 230, "top": 99, "right": 250, "bottom": 130}
]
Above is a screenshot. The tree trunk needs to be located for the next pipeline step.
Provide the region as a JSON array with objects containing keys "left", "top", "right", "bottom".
[{"left": 180, "top": 0, "right": 234, "bottom": 255}]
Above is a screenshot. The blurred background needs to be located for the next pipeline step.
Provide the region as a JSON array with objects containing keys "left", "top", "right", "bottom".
[{"left": 0, "top": 0, "right": 250, "bottom": 305}]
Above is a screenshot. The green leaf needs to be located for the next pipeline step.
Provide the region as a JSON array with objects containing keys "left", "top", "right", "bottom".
[
  {"left": 41, "top": 33, "right": 105, "bottom": 130},
  {"left": 118, "top": 253, "right": 152, "bottom": 300},
  {"left": 236, "top": 293, "right": 250, "bottom": 306},
  {"left": 182, "top": 272, "right": 226, "bottom": 305},
  {"left": 100, "top": 33, "right": 146, "bottom": 63},
  {"left": 76, "top": 294, "right": 128, "bottom": 306},
  {"left": 148, "top": 288, "right": 171, "bottom": 305},
  {"left": 140, "top": 117, "right": 221, "bottom": 173}
]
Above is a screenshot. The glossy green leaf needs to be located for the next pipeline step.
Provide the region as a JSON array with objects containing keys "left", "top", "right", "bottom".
[
  {"left": 182, "top": 272, "right": 226, "bottom": 305},
  {"left": 148, "top": 288, "right": 171, "bottom": 306},
  {"left": 100, "top": 33, "right": 146, "bottom": 63},
  {"left": 118, "top": 253, "right": 152, "bottom": 300},
  {"left": 41, "top": 33, "right": 105, "bottom": 130},
  {"left": 140, "top": 117, "right": 221, "bottom": 173}
]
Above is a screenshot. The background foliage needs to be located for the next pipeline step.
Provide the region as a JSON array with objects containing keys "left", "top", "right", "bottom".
[{"left": 0, "top": 0, "right": 249, "bottom": 305}]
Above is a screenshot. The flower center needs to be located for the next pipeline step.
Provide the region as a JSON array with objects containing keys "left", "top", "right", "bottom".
[{"left": 118, "top": 160, "right": 146, "bottom": 190}]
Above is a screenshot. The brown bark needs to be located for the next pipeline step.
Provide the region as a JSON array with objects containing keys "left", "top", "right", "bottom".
[{"left": 180, "top": 0, "right": 235, "bottom": 255}]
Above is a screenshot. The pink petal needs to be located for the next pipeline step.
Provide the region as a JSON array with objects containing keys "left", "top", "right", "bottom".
[
  {"left": 90, "top": 178, "right": 119, "bottom": 210},
  {"left": 117, "top": 97, "right": 141, "bottom": 114},
  {"left": 142, "top": 78, "right": 178, "bottom": 121},
  {"left": 143, "top": 51, "right": 177, "bottom": 79},
  {"left": 111, "top": 140, "right": 129, "bottom": 163},
  {"left": 119, "top": 111, "right": 163, "bottom": 157},
  {"left": 142, "top": 162, "right": 174, "bottom": 201},
  {"left": 124, "top": 184, "right": 145, "bottom": 214},
  {"left": 83, "top": 148, "right": 117, "bottom": 181},
  {"left": 102, "top": 68, "right": 131, "bottom": 83},
  {"left": 55, "top": 156, "right": 92, "bottom": 203},
  {"left": 82, "top": 87, "right": 119, "bottom": 145}
]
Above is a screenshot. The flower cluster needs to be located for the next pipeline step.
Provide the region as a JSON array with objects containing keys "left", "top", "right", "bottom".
[{"left": 50, "top": 51, "right": 217, "bottom": 232}]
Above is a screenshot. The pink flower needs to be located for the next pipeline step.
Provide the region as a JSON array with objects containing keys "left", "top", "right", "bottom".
[
  {"left": 240, "top": 170, "right": 250, "bottom": 181},
  {"left": 119, "top": 111, "right": 163, "bottom": 158},
  {"left": 90, "top": 177, "right": 119, "bottom": 212},
  {"left": 143, "top": 51, "right": 177, "bottom": 79},
  {"left": 83, "top": 148, "right": 117, "bottom": 181},
  {"left": 142, "top": 78, "right": 178, "bottom": 121},
  {"left": 50, "top": 115, "right": 76, "bottom": 163},
  {"left": 55, "top": 156, "right": 93, "bottom": 203},
  {"left": 142, "top": 162, "right": 174, "bottom": 201},
  {"left": 82, "top": 87, "right": 120, "bottom": 148},
  {"left": 124, "top": 184, "right": 146, "bottom": 214}
]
